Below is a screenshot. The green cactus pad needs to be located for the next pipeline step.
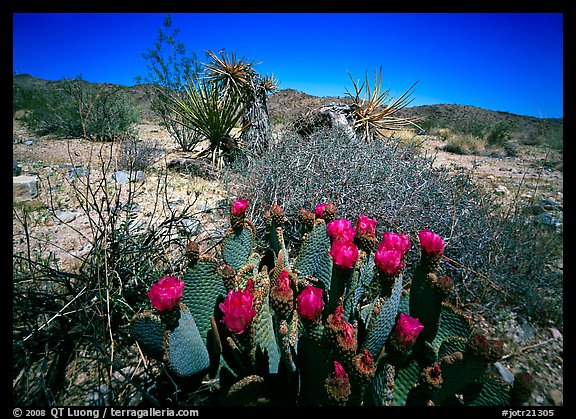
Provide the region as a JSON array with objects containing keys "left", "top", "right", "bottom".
[
  {"left": 438, "top": 336, "right": 468, "bottom": 358},
  {"left": 165, "top": 304, "right": 210, "bottom": 377},
  {"left": 391, "top": 360, "right": 421, "bottom": 406},
  {"left": 463, "top": 371, "right": 511, "bottom": 406},
  {"left": 182, "top": 256, "right": 227, "bottom": 345},
  {"left": 432, "top": 351, "right": 490, "bottom": 405},
  {"left": 365, "top": 363, "right": 396, "bottom": 406},
  {"left": 222, "top": 220, "right": 255, "bottom": 271},
  {"left": 293, "top": 220, "right": 332, "bottom": 291},
  {"left": 397, "top": 288, "right": 410, "bottom": 314},
  {"left": 251, "top": 287, "right": 281, "bottom": 374},
  {"left": 130, "top": 312, "right": 166, "bottom": 359},
  {"left": 431, "top": 302, "right": 472, "bottom": 351},
  {"left": 298, "top": 323, "right": 331, "bottom": 405},
  {"left": 221, "top": 374, "right": 267, "bottom": 406},
  {"left": 362, "top": 273, "right": 403, "bottom": 358}
]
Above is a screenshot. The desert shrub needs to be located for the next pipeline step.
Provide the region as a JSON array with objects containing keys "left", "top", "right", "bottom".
[
  {"left": 14, "top": 77, "right": 140, "bottom": 141},
  {"left": 442, "top": 132, "right": 486, "bottom": 155},
  {"left": 486, "top": 121, "right": 513, "bottom": 147},
  {"left": 224, "top": 126, "right": 562, "bottom": 324},
  {"left": 12, "top": 144, "right": 218, "bottom": 405},
  {"left": 117, "top": 133, "right": 163, "bottom": 172}
]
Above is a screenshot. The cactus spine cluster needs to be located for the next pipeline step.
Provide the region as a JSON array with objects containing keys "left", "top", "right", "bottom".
[{"left": 130, "top": 200, "right": 530, "bottom": 406}]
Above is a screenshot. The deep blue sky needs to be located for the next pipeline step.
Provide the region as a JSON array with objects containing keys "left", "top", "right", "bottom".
[{"left": 12, "top": 13, "right": 564, "bottom": 118}]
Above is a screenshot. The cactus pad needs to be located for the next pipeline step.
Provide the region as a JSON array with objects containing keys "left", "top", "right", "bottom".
[
  {"left": 165, "top": 304, "right": 210, "bottom": 377},
  {"left": 130, "top": 312, "right": 165, "bottom": 359},
  {"left": 182, "top": 256, "right": 227, "bottom": 345},
  {"left": 222, "top": 220, "right": 255, "bottom": 271},
  {"left": 293, "top": 220, "right": 333, "bottom": 290}
]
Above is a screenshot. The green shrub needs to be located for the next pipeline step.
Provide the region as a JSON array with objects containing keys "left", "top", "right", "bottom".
[{"left": 14, "top": 76, "right": 140, "bottom": 141}]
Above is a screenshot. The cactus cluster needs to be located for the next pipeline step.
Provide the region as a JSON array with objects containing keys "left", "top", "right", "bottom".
[{"left": 130, "top": 200, "right": 531, "bottom": 406}]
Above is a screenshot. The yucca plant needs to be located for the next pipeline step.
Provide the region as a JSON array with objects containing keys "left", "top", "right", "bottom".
[
  {"left": 204, "top": 49, "right": 278, "bottom": 155},
  {"left": 168, "top": 77, "right": 248, "bottom": 169},
  {"left": 346, "top": 67, "right": 422, "bottom": 142}
]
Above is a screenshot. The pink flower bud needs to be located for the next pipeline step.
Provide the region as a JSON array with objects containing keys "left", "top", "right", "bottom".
[
  {"left": 329, "top": 240, "right": 359, "bottom": 270},
  {"left": 326, "top": 218, "right": 354, "bottom": 242},
  {"left": 275, "top": 270, "right": 292, "bottom": 296},
  {"left": 419, "top": 229, "right": 445, "bottom": 257},
  {"left": 333, "top": 360, "right": 348, "bottom": 380},
  {"left": 219, "top": 283, "right": 257, "bottom": 334},
  {"left": 315, "top": 203, "right": 326, "bottom": 219},
  {"left": 147, "top": 276, "right": 185, "bottom": 312},
  {"left": 325, "top": 360, "right": 351, "bottom": 404},
  {"left": 374, "top": 248, "right": 404, "bottom": 276},
  {"left": 296, "top": 285, "right": 324, "bottom": 322},
  {"left": 355, "top": 214, "right": 378, "bottom": 237},
  {"left": 231, "top": 199, "right": 249, "bottom": 216},
  {"left": 395, "top": 312, "right": 424, "bottom": 349},
  {"left": 379, "top": 232, "right": 411, "bottom": 258}
]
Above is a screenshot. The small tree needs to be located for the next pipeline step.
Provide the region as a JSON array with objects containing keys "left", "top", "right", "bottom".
[{"left": 135, "top": 14, "right": 203, "bottom": 151}]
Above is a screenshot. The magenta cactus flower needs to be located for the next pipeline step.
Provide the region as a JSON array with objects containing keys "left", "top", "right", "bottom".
[
  {"left": 326, "top": 218, "right": 354, "bottom": 242},
  {"left": 419, "top": 229, "right": 445, "bottom": 257},
  {"left": 219, "top": 283, "right": 257, "bottom": 334},
  {"left": 379, "top": 232, "right": 411, "bottom": 259},
  {"left": 147, "top": 276, "right": 185, "bottom": 312},
  {"left": 394, "top": 312, "right": 424, "bottom": 349},
  {"left": 231, "top": 199, "right": 249, "bottom": 216},
  {"left": 296, "top": 285, "right": 324, "bottom": 322},
  {"left": 355, "top": 214, "right": 378, "bottom": 237},
  {"left": 329, "top": 239, "right": 359, "bottom": 270},
  {"left": 374, "top": 248, "right": 404, "bottom": 276}
]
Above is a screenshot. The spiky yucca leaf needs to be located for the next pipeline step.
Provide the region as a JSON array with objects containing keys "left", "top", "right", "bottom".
[
  {"left": 204, "top": 49, "right": 258, "bottom": 95},
  {"left": 345, "top": 67, "right": 422, "bottom": 142},
  {"left": 168, "top": 77, "right": 248, "bottom": 168}
]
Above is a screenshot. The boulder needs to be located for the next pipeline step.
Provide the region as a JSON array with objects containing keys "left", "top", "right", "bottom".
[{"left": 13, "top": 175, "right": 39, "bottom": 202}]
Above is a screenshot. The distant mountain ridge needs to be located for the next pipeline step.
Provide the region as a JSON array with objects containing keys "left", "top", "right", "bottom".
[{"left": 13, "top": 74, "right": 562, "bottom": 142}]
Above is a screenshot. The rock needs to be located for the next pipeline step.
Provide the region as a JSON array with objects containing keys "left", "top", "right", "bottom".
[
  {"left": 178, "top": 218, "right": 201, "bottom": 235},
  {"left": 492, "top": 362, "right": 515, "bottom": 385},
  {"left": 532, "top": 212, "right": 562, "bottom": 230},
  {"left": 130, "top": 170, "right": 145, "bottom": 182},
  {"left": 112, "top": 171, "right": 130, "bottom": 185},
  {"left": 69, "top": 167, "right": 89, "bottom": 179},
  {"left": 547, "top": 389, "right": 562, "bottom": 406},
  {"left": 13, "top": 175, "right": 39, "bottom": 202},
  {"left": 549, "top": 327, "right": 563, "bottom": 340},
  {"left": 531, "top": 199, "right": 562, "bottom": 215},
  {"left": 294, "top": 103, "right": 357, "bottom": 140},
  {"left": 196, "top": 202, "right": 211, "bottom": 212},
  {"left": 494, "top": 185, "right": 510, "bottom": 195},
  {"left": 54, "top": 210, "right": 77, "bottom": 224}
]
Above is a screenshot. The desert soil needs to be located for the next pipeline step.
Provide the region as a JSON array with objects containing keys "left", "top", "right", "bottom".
[{"left": 13, "top": 121, "right": 563, "bottom": 406}]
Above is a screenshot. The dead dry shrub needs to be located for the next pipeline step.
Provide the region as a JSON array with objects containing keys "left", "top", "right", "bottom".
[{"left": 224, "top": 126, "right": 562, "bottom": 325}]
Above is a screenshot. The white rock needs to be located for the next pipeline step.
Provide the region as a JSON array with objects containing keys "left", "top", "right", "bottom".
[{"left": 13, "top": 175, "right": 39, "bottom": 202}]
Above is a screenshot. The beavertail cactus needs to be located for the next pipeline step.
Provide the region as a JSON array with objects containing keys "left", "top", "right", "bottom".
[{"left": 129, "top": 200, "right": 529, "bottom": 406}]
